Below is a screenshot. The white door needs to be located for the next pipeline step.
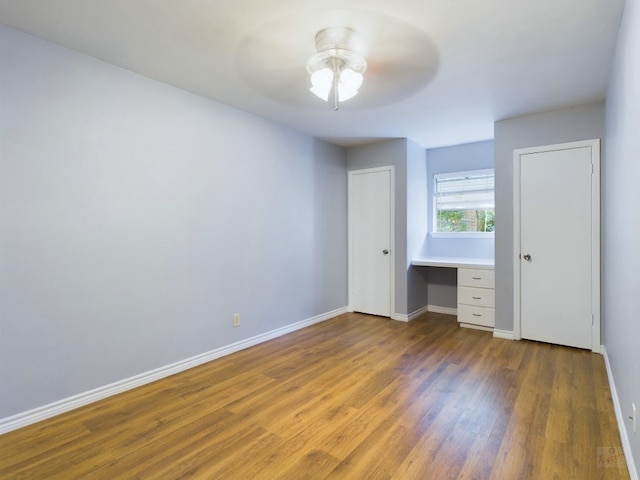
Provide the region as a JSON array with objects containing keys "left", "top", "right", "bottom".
[
  {"left": 349, "top": 167, "right": 393, "bottom": 317},
  {"left": 514, "top": 140, "right": 600, "bottom": 351}
]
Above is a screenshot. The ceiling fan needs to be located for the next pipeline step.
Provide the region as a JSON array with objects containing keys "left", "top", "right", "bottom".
[{"left": 235, "top": 8, "right": 439, "bottom": 111}]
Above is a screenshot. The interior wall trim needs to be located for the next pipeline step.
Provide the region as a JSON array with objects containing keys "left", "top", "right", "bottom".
[
  {"left": 427, "top": 305, "right": 457, "bottom": 316},
  {"left": 392, "top": 306, "right": 429, "bottom": 322},
  {"left": 0, "top": 306, "right": 348, "bottom": 435},
  {"left": 602, "top": 345, "right": 638, "bottom": 480},
  {"left": 410, "top": 306, "right": 429, "bottom": 320},
  {"left": 492, "top": 329, "right": 515, "bottom": 340}
]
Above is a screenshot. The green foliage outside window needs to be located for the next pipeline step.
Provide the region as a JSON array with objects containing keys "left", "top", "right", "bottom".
[{"left": 436, "top": 209, "right": 495, "bottom": 233}]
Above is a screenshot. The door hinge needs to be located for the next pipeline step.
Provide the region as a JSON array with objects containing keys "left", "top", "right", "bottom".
[
  {"left": 590, "top": 163, "right": 594, "bottom": 174},
  {"left": 592, "top": 314, "right": 595, "bottom": 325}
]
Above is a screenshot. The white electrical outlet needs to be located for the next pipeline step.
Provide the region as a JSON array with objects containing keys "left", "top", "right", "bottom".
[
  {"left": 233, "top": 313, "right": 240, "bottom": 328},
  {"left": 633, "top": 403, "right": 637, "bottom": 434}
]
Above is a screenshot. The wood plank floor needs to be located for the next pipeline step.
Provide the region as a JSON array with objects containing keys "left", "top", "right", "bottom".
[{"left": 0, "top": 312, "right": 629, "bottom": 479}]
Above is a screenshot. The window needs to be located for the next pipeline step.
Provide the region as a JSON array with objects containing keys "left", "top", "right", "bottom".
[{"left": 433, "top": 169, "right": 495, "bottom": 234}]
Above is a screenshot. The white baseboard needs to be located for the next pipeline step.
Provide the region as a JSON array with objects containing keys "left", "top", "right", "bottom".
[
  {"left": 0, "top": 307, "right": 348, "bottom": 435},
  {"left": 493, "top": 329, "right": 515, "bottom": 340},
  {"left": 459, "top": 323, "right": 493, "bottom": 332},
  {"left": 602, "top": 345, "right": 638, "bottom": 480},
  {"left": 408, "top": 306, "right": 428, "bottom": 320},
  {"left": 392, "top": 306, "right": 429, "bottom": 323},
  {"left": 427, "top": 305, "right": 457, "bottom": 316}
]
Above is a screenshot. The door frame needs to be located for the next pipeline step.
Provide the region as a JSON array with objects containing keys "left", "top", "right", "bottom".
[
  {"left": 348, "top": 166, "right": 395, "bottom": 317},
  {"left": 513, "top": 139, "right": 600, "bottom": 352}
]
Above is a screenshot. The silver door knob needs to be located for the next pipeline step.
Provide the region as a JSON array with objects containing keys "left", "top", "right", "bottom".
[
  {"left": 382, "top": 249, "right": 389, "bottom": 255},
  {"left": 523, "top": 254, "right": 532, "bottom": 262}
]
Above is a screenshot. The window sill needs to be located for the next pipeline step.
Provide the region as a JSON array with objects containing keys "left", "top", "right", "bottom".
[{"left": 430, "top": 232, "right": 495, "bottom": 239}]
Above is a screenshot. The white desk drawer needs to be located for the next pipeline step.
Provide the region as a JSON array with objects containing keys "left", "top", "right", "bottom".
[
  {"left": 458, "top": 286, "right": 495, "bottom": 308},
  {"left": 458, "top": 268, "right": 495, "bottom": 288},
  {"left": 458, "top": 304, "right": 495, "bottom": 327}
]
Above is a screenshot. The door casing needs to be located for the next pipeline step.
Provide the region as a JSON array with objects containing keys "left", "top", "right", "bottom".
[
  {"left": 513, "top": 139, "right": 601, "bottom": 352},
  {"left": 348, "top": 166, "right": 395, "bottom": 317}
]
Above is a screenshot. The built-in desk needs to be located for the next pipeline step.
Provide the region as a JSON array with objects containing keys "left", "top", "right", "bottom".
[
  {"left": 411, "top": 257, "right": 494, "bottom": 270},
  {"left": 412, "top": 257, "right": 495, "bottom": 330}
]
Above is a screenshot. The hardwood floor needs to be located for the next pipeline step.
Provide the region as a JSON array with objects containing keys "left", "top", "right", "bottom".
[{"left": 0, "top": 312, "right": 628, "bottom": 479}]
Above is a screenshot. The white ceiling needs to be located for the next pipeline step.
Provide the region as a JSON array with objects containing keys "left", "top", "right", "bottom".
[{"left": 0, "top": 0, "right": 626, "bottom": 149}]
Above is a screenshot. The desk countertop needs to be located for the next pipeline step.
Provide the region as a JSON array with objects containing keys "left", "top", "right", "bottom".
[{"left": 411, "top": 257, "right": 495, "bottom": 269}]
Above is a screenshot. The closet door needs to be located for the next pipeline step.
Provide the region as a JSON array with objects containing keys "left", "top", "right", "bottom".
[
  {"left": 349, "top": 167, "right": 393, "bottom": 317},
  {"left": 514, "top": 140, "right": 600, "bottom": 351}
]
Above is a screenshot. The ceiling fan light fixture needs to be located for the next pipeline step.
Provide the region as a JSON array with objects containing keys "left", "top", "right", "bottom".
[
  {"left": 338, "top": 85, "right": 358, "bottom": 102},
  {"left": 306, "top": 27, "right": 367, "bottom": 110},
  {"left": 338, "top": 68, "right": 363, "bottom": 101},
  {"left": 340, "top": 68, "right": 363, "bottom": 91},
  {"left": 310, "top": 68, "right": 333, "bottom": 101}
]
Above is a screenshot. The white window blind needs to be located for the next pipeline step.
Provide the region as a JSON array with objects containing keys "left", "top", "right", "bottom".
[{"left": 435, "top": 171, "right": 495, "bottom": 211}]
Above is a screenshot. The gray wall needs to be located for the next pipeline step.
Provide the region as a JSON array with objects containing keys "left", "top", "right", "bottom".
[
  {"left": 346, "top": 139, "right": 431, "bottom": 318},
  {"left": 604, "top": 0, "right": 640, "bottom": 472},
  {"left": 348, "top": 139, "right": 495, "bottom": 315},
  {"left": 406, "top": 140, "right": 430, "bottom": 315},
  {"left": 0, "top": 25, "right": 348, "bottom": 419},
  {"left": 347, "top": 140, "right": 409, "bottom": 316},
  {"left": 424, "top": 140, "right": 495, "bottom": 259},
  {"left": 422, "top": 140, "right": 495, "bottom": 309},
  {"left": 493, "top": 102, "right": 605, "bottom": 332}
]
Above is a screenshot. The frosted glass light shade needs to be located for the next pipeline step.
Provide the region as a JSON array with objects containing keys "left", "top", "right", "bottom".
[
  {"left": 338, "top": 68, "right": 363, "bottom": 101},
  {"left": 340, "top": 69, "right": 363, "bottom": 91},
  {"left": 310, "top": 68, "right": 333, "bottom": 101}
]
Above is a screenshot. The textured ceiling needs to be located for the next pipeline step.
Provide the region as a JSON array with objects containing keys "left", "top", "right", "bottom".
[{"left": 0, "top": 0, "right": 626, "bottom": 148}]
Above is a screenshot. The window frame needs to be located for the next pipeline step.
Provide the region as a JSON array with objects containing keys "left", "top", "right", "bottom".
[{"left": 431, "top": 168, "right": 495, "bottom": 237}]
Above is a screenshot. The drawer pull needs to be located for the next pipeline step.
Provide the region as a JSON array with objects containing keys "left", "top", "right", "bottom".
[
  {"left": 472, "top": 276, "right": 482, "bottom": 280},
  {"left": 472, "top": 296, "right": 482, "bottom": 300},
  {"left": 472, "top": 313, "right": 482, "bottom": 317}
]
